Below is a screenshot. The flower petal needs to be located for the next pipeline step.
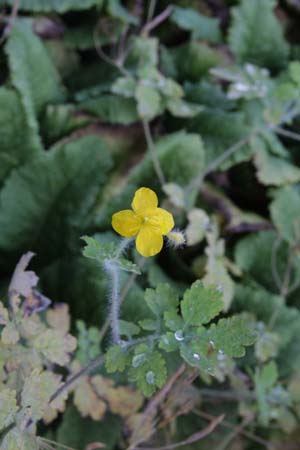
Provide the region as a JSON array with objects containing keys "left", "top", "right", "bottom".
[
  {"left": 112, "top": 210, "right": 142, "bottom": 237},
  {"left": 132, "top": 187, "right": 158, "bottom": 214},
  {"left": 136, "top": 226, "right": 163, "bottom": 257},
  {"left": 150, "top": 208, "right": 174, "bottom": 235}
]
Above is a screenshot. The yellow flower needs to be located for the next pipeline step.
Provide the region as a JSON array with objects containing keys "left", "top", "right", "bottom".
[{"left": 112, "top": 187, "right": 174, "bottom": 257}]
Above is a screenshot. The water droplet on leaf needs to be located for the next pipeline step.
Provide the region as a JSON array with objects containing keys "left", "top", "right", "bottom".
[
  {"left": 146, "top": 371, "right": 155, "bottom": 385},
  {"left": 132, "top": 353, "right": 146, "bottom": 368},
  {"left": 174, "top": 330, "right": 184, "bottom": 341}
]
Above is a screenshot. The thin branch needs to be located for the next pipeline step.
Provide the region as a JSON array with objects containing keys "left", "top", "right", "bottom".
[
  {"left": 136, "top": 415, "right": 224, "bottom": 450},
  {"left": 49, "top": 353, "right": 104, "bottom": 404},
  {"left": 186, "top": 134, "right": 254, "bottom": 194},
  {"left": 93, "top": 20, "right": 129, "bottom": 77},
  {"left": 0, "top": 0, "right": 19, "bottom": 46},
  {"left": 142, "top": 119, "right": 166, "bottom": 186},
  {"left": 128, "top": 365, "right": 186, "bottom": 450},
  {"left": 215, "top": 417, "right": 253, "bottom": 450},
  {"left": 194, "top": 409, "right": 274, "bottom": 450},
  {"left": 198, "top": 388, "right": 255, "bottom": 402},
  {"left": 49, "top": 334, "right": 159, "bottom": 405},
  {"left": 143, "top": 364, "right": 186, "bottom": 418},
  {"left": 39, "top": 438, "right": 78, "bottom": 450},
  {"left": 146, "top": 0, "right": 157, "bottom": 23},
  {"left": 142, "top": 5, "right": 173, "bottom": 35},
  {"left": 271, "top": 237, "right": 284, "bottom": 293},
  {"left": 274, "top": 126, "right": 300, "bottom": 142}
]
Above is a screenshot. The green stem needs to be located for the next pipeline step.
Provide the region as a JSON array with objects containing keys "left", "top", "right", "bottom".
[
  {"left": 142, "top": 119, "right": 166, "bottom": 186},
  {"left": 186, "top": 133, "right": 256, "bottom": 195}
]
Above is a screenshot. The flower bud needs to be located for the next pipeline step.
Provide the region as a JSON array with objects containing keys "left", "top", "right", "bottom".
[{"left": 166, "top": 230, "right": 186, "bottom": 249}]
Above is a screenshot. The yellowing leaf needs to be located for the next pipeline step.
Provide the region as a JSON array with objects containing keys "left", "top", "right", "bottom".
[
  {"left": 33, "top": 329, "right": 76, "bottom": 365},
  {"left": 1, "top": 428, "right": 39, "bottom": 450},
  {"left": 0, "top": 302, "right": 9, "bottom": 325},
  {"left": 0, "top": 388, "right": 18, "bottom": 430},
  {"left": 74, "top": 377, "right": 106, "bottom": 421},
  {"left": 21, "top": 369, "right": 61, "bottom": 422},
  {"left": 127, "top": 413, "right": 155, "bottom": 450},
  {"left": 1, "top": 323, "right": 20, "bottom": 345},
  {"left": 106, "top": 386, "right": 144, "bottom": 418},
  {"left": 46, "top": 303, "right": 71, "bottom": 334}
]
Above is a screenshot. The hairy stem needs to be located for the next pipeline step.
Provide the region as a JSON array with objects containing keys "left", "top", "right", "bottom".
[{"left": 106, "top": 262, "right": 121, "bottom": 344}]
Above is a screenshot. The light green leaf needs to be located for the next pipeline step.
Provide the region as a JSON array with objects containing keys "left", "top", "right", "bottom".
[
  {"left": 131, "top": 37, "right": 158, "bottom": 72},
  {"left": 129, "top": 344, "right": 167, "bottom": 396},
  {"left": 115, "top": 258, "right": 141, "bottom": 274},
  {"left": 105, "top": 345, "right": 130, "bottom": 373},
  {"left": 112, "top": 77, "right": 136, "bottom": 98},
  {"left": 80, "top": 94, "right": 139, "bottom": 124},
  {"left": 164, "top": 310, "right": 184, "bottom": 332},
  {"left": 179, "top": 340, "right": 216, "bottom": 372},
  {"left": 159, "top": 332, "right": 179, "bottom": 352},
  {"left": 209, "top": 315, "right": 256, "bottom": 357},
  {"left": 181, "top": 280, "right": 224, "bottom": 327},
  {"left": 203, "top": 260, "right": 235, "bottom": 313},
  {"left": 261, "top": 361, "right": 278, "bottom": 389},
  {"left": 289, "top": 61, "right": 300, "bottom": 84},
  {"left": 138, "top": 319, "right": 157, "bottom": 331},
  {"left": 119, "top": 320, "right": 140, "bottom": 338},
  {"left": 144, "top": 284, "right": 179, "bottom": 318},
  {"left": 0, "top": 389, "right": 18, "bottom": 431},
  {"left": 254, "top": 141, "right": 300, "bottom": 186},
  {"left": 135, "top": 83, "right": 162, "bottom": 120},
  {"left": 167, "top": 99, "right": 203, "bottom": 117},
  {"left": 255, "top": 330, "right": 280, "bottom": 363},
  {"left": 228, "top": 0, "right": 289, "bottom": 71},
  {"left": 76, "top": 320, "right": 101, "bottom": 365},
  {"left": 82, "top": 236, "right": 116, "bottom": 263},
  {"left": 172, "top": 6, "right": 221, "bottom": 43},
  {"left": 270, "top": 185, "right": 300, "bottom": 244}
]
